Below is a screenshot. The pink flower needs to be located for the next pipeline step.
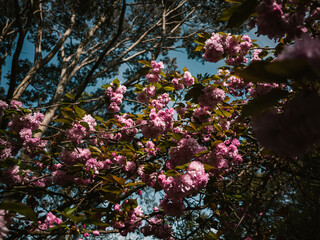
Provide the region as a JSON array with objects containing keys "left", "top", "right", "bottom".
[
  {"left": 113, "top": 203, "right": 121, "bottom": 211},
  {"left": 198, "top": 86, "right": 225, "bottom": 108},
  {"left": 172, "top": 78, "right": 184, "bottom": 90},
  {"left": 92, "top": 230, "right": 100, "bottom": 236},
  {"left": 182, "top": 71, "right": 194, "bottom": 86},
  {"left": 0, "top": 210, "right": 9, "bottom": 238}
]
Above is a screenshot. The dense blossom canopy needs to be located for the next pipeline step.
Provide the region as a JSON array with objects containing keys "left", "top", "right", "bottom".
[{"left": 0, "top": 0, "right": 320, "bottom": 239}]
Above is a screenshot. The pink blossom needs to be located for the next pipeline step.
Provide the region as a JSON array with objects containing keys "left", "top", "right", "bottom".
[
  {"left": 10, "top": 100, "right": 22, "bottom": 109},
  {"left": 141, "top": 108, "right": 174, "bottom": 139},
  {"left": 167, "top": 137, "right": 207, "bottom": 169},
  {"left": 92, "top": 230, "right": 100, "bottom": 236},
  {"left": 192, "top": 107, "right": 211, "bottom": 123},
  {"left": 182, "top": 71, "right": 194, "bottom": 86},
  {"left": 105, "top": 83, "right": 126, "bottom": 113},
  {"left": 0, "top": 138, "right": 13, "bottom": 161},
  {"left": 0, "top": 100, "right": 8, "bottom": 117},
  {"left": 249, "top": 83, "right": 279, "bottom": 98},
  {"left": 171, "top": 78, "right": 184, "bottom": 90},
  {"left": 86, "top": 158, "right": 104, "bottom": 174},
  {"left": 146, "top": 73, "right": 160, "bottom": 83},
  {"left": 151, "top": 93, "right": 170, "bottom": 109},
  {"left": 113, "top": 203, "right": 121, "bottom": 211},
  {"left": 198, "top": 86, "right": 225, "bottom": 108},
  {"left": 151, "top": 60, "right": 164, "bottom": 74},
  {"left": 0, "top": 210, "right": 9, "bottom": 238}
]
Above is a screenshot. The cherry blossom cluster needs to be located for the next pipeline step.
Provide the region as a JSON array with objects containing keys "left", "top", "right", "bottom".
[
  {"left": 66, "top": 114, "right": 97, "bottom": 144},
  {"left": 0, "top": 100, "right": 47, "bottom": 158},
  {"left": 141, "top": 108, "right": 174, "bottom": 139},
  {"left": 0, "top": 210, "right": 9, "bottom": 239},
  {"left": 38, "top": 212, "right": 63, "bottom": 230},
  {"left": 248, "top": 83, "right": 280, "bottom": 98},
  {"left": 115, "top": 113, "right": 138, "bottom": 141},
  {"left": 146, "top": 61, "right": 164, "bottom": 83},
  {"left": 171, "top": 71, "right": 195, "bottom": 90},
  {"left": 203, "top": 33, "right": 252, "bottom": 65},
  {"left": 112, "top": 206, "right": 144, "bottom": 237},
  {"left": 198, "top": 85, "right": 226, "bottom": 108},
  {"left": 202, "top": 139, "right": 243, "bottom": 170},
  {"left": 141, "top": 215, "right": 173, "bottom": 240},
  {"left": 167, "top": 137, "right": 207, "bottom": 169},
  {"left": 105, "top": 83, "right": 127, "bottom": 113},
  {"left": 151, "top": 93, "right": 170, "bottom": 109},
  {"left": 252, "top": 0, "right": 309, "bottom": 40},
  {"left": 158, "top": 161, "right": 209, "bottom": 215},
  {"left": 137, "top": 85, "right": 156, "bottom": 103}
]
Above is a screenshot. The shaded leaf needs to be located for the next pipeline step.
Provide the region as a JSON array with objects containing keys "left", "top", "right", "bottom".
[
  {"left": 73, "top": 105, "right": 86, "bottom": 119},
  {"left": 164, "top": 86, "right": 175, "bottom": 91},
  {"left": 138, "top": 60, "right": 151, "bottom": 67},
  {"left": 227, "top": 0, "right": 258, "bottom": 28},
  {"left": 219, "top": 4, "right": 241, "bottom": 21},
  {"left": 65, "top": 93, "right": 75, "bottom": 100},
  {"left": 239, "top": 61, "right": 288, "bottom": 84},
  {"left": 242, "top": 89, "right": 289, "bottom": 116},
  {"left": 0, "top": 202, "right": 37, "bottom": 221}
]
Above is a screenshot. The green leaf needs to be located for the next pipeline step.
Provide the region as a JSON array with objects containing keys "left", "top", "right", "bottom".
[
  {"left": 83, "top": 218, "right": 109, "bottom": 227},
  {"left": 163, "top": 86, "right": 175, "bottom": 91},
  {"left": 184, "top": 84, "right": 204, "bottom": 103},
  {"left": 65, "top": 93, "right": 75, "bottom": 100},
  {"left": 0, "top": 202, "right": 37, "bottom": 221},
  {"left": 89, "top": 145, "right": 102, "bottom": 153},
  {"left": 214, "top": 124, "right": 223, "bottom": 132},
  {"left": 219, "top": 4, "right": 240, "bottom": 21},
  {"left": 53, "top": 118, "right": 72, "bottom": 124},
  {"left": 197, "top": 32, "right": 211, "bottom": 39},
  {"left": 138, "top": 60, "right": 151, "bottom": 67},
  {"left": 226, "top": 0, "right": 258, "bottom": 28},
  {"left": 155, "top": 82, "right": 162, "bottom": 90},
  {"left": 107, "top": 174, "right": 125, "bottom": 186},
  {"left": 183, "top": 66, "right": 189, "bottom": 72},
  {"left": 125, "top": 182, "right": 145, "bottom": 187},
  {"left": 164, "top": 169, "right": 179, "bottom": 177},
  {"left": 121, "top": 199, "right": 137, "bottom": 211},
  {"left": 194, "top": 150, "right": 210, "bottom": 157},
  {"left": 134, "top": 84, "right": 144, "bottom": 91},
  {"left": 101, "top": 83, "right": 111, "bottom": 89},
  {"left": 172, "top": 133, "right": 184, "bottom": 141},
  {"left": 203, "top": 164, "right": 215, "bottom": 171},
  {"left": 112, "top": 78, "right": 120, "bottom": 88},
  {"left": 64, "top": 207, "right": 77, "bottom": 216},
  {"left": 137, "top": 67, "right": 150, "bottom": 76},
  {"left": 94, "top": 116, "right": 104, "bottom": 122},
  {"left": 175, "top": 163, "right": 189, "bottom": 170},
  {"left": 73, "top": 105, "right": 86, "bottom": 119},
  {"left": 239, "top": 61, "right": 288, "bottom": 84},
  {"left": 215, "top": 109, "right": 232, "bottom": 117},
  {"left": 143, "top": 163, "right": 160, "bottom": 174},
  {"left": 242, "top": 89, "right": 289, "bottom": 117},
  {"left": 194, "top": 45, "right": 204, "bottom": 52},
  {"left": 80, "top": 121, "right": 90, "bottom": 131},
  {"left": 265, "top": 59, "right": 309, "bottom": 78}
]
